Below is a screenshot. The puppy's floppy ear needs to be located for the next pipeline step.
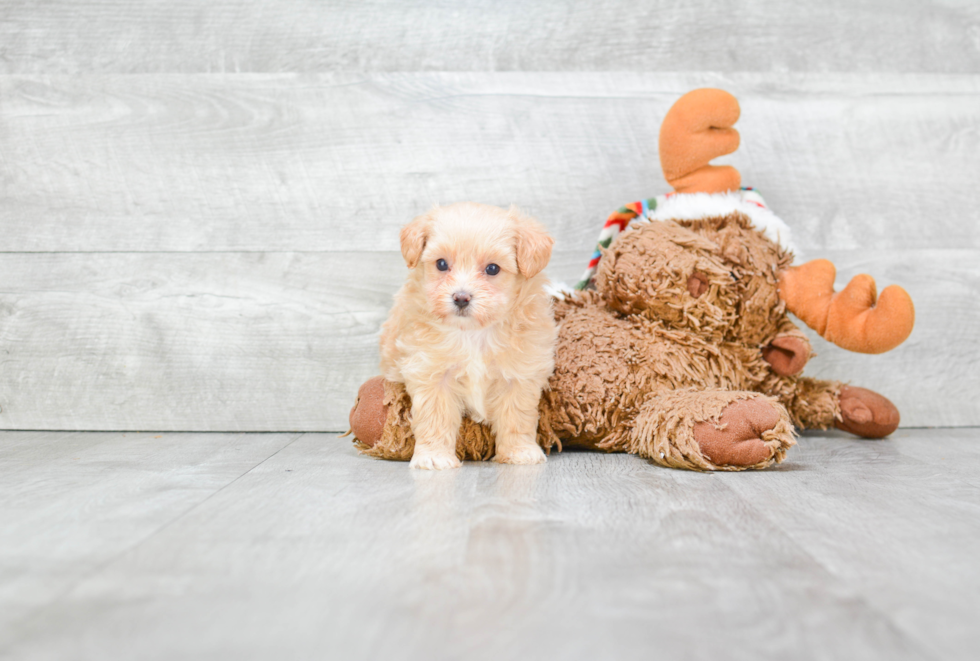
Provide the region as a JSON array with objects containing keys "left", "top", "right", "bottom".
[
  {"left": 510, "top": 206, "right": 554, "bottom": 278},
  {"left": 400, "top": 211, "right": 433, "bottom": 269}
]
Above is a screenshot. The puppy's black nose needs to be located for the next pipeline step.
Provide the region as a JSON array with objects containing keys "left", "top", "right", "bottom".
[{"left": 452, "top": 292, "right": 471, "bottom": 309}]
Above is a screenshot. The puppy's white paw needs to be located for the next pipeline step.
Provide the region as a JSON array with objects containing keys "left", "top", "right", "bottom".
[
  {"left": 494, "top": 445, "right": 547, "bottom": 465},
  {"left": 410, "top": 451, "right": 462, "bottom": 470}
]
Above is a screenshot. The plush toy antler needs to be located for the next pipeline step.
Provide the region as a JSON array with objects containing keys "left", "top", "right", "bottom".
[
  {"left": 659, "top": 88, "right": 915, "bottom": 354},
  {"left": 659, "top": 88, "right": 742, "bottom": 194},
  {"left": 778, "top": 260, "right": 915, "bottom": 354}
]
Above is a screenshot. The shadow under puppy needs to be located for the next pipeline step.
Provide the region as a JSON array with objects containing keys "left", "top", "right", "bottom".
[{"left": 380, "top": 202, "right": 557, "bottom": 469}]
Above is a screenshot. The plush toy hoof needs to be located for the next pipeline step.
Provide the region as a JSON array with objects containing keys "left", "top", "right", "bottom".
[
  {"left": 693, "top": 398, "right": 782, "bottom": 467},
  {"left": 762, "top": 334, "right": 811, "bottom": 376},
  {"left": 348, "top": 376, "right": 388, "bottom": 447},
  {"left": 835, "top": 385, "right": 900, "bottom": 439}
]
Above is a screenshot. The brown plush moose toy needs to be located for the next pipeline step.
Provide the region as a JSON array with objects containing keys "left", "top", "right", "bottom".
[{"left": 346, "top": 88, "right": 915, "bottom": 471}]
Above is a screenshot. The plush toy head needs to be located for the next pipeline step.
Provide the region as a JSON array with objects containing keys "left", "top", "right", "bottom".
[
  {"left": 586, "top": 88, "right": 915, "bottom": 355},
  {"left": 595, "top": 210, "right": 793, "bottom": 347}
]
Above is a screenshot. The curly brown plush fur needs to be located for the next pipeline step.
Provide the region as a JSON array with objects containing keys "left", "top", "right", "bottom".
[{"left": 596, "top": 212, "right": 843, "bottom": 432}]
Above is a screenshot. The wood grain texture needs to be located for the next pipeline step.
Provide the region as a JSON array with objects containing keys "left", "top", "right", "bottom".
[
  {"left": 0, "top": 431, "right": 299, "bottom": 646},
  {"left": 2, "top": 0, "right": 979, "bottom": 74},
  {"left": 2, "top": 429, "right": 977, "bottom": 660},
  {"left": 0, "top": 251, "right": 395, "bottom": 431},
  {"left": 2, "top": 73, "right": 979, "bottom": 253},
  {"left": 1, "top": 5, "right": 976, "bottom": 432},
  {"left": 722, "top": 428, "right": 980, "bottom": 661},
  {"left": 0, "top": 249, "right": 971, "bottom": 431}
]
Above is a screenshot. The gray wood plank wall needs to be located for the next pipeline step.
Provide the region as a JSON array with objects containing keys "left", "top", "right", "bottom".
[
  {"left": 2, "top": 1, "right": 979, "bottom": 73},
  {"left": 0, "top": 1, "right": 977, "bottom": 431}
]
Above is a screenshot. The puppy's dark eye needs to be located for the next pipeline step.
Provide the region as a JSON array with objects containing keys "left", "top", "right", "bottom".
[
  {"left": 436, "top": 259, "right": 449, "bottom": 271},
  {"left": 485, "top": 263, "right": 500, "bottom": 276}
]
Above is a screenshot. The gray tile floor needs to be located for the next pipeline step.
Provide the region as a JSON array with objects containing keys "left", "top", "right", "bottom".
[{"left": 1, "top": 429, "right": 978, "bottom": 660}]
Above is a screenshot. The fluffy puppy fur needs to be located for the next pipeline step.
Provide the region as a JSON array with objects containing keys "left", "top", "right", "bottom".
[{"left": 380, "top": 202, "right": 558, "bottom": 469}]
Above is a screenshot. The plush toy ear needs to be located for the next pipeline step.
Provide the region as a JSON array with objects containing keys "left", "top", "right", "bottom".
[
  {"left": 399, "top": 211, "right": 433, "bottom": 269},
  {"left": 510, "top": 207, "right": 554, "bottom": 278}
]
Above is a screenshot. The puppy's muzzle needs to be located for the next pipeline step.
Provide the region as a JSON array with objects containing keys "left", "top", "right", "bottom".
[{"left": 452, "top": 291, "right": 471, "bottom": 312}]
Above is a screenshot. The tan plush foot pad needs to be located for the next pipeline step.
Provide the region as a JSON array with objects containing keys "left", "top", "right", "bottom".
[
  {"left": 348, "top": 376, "right": 387, "bottom": 448},
  {"left": 835, "top": 385, "right": 900, "bottom": 439},
  {"left": 693, "top": 398, "right": 783, "bottom": 467}
]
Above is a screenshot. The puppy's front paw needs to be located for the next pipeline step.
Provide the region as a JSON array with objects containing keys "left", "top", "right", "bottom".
[
  {"left": 409, "top": 450, "right": 462, "bottom": 470},
  {"left": 494, "top": 445, "right": 547, "bottom": 465}
]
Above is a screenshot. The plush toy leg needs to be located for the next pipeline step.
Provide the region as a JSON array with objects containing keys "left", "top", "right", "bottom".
[
  {"left": 347, "top": 377, "right": 531, "bottom": 461},
  {"left": 785, "top": 377, "right": 900, "bottom": 438},
  {"left": 625, "top": 389, "right": 796, "bottom": 471},
  {"left": 348, "top": 380, "right": 801, "bottom": 469},
  {"left": 347, "top": 376, "right": 414, "bottom": 460},
  {"left": 835, "top": 385, "right": 900, "bottom": 438},
  {"left": 784, "top": 377, "right": 842, "bottom": 431}
]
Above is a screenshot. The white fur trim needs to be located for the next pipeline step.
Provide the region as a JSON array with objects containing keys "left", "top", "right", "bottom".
[
  {"left": 545, "top": 281, "right": 575, "bottom": 300},
  {"left": 643, "top": 191, "right": 799, "bottom": 258}
]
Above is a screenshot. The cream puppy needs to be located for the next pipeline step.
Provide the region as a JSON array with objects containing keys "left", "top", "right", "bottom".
[{"left": 380, "top": 202, "right": 557, "bottom": 470}]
